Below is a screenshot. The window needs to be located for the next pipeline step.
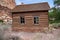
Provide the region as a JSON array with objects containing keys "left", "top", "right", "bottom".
[
  {"left": 34, "top": 16, "right": 39, "bottom": 24},
  {"left": 20, "top": 16, "right": 25, "bottom": 24}
]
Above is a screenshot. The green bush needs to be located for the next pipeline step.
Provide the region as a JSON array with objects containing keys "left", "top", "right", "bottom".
[
  {"left": 49, "top": 20, "right": 60, "bottom": 24},
  {"left": 0, "top": 20, "right": 3, "bottom": 23}
]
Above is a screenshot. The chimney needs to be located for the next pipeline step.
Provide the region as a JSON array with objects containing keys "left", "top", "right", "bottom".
[{"left": 21, "top": 2, "right": 24, "bottom": 5}]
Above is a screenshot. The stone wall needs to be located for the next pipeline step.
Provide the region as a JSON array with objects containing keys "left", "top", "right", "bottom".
[{"left": 12, "top": 11, "right": 49, "bottom": 32}]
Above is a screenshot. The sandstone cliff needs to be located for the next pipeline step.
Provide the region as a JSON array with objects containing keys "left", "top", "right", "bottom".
[
  {"left": 0, "top": 0, "right": 16, "bottom": 24},
  {"left": 0, "top": 0, "right": 16, "bottom": 9}
]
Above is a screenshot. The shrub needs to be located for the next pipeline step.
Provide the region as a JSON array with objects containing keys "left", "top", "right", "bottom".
[
  {"left": 0, "top": 20, "right": 3, "bottom": 23},
  {"left": 50, "top": 23, "right": 60, "bottom": 29}
]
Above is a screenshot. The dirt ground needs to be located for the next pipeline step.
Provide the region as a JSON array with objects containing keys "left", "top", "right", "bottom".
[
  {"left": 8, "top": 29, "right": 60, "bottom": 40},
  {"left": 0, "top": 23, "right": 60, "bottom": 40}
]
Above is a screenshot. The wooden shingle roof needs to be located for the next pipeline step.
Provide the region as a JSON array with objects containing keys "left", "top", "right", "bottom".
[{"left": 11, "top": 2, "right": 50, "bottom": 12}]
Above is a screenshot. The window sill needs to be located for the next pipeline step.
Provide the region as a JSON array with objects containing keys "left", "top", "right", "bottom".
[
  {"left": 34, "top": 24, "right": 40, "bottom": 25},
  {"left": 20, "top": 23, "right": 25, "bottom": 25}
]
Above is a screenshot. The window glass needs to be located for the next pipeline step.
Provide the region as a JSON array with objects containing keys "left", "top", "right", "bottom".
[
  {"left": 20, "top": 16, "right": 25, "bottom": 24},
  {"left": 34, "top": 16, "right": 39, "bottom": 24}
]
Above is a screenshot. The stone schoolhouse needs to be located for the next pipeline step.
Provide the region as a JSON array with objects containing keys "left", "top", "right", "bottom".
[{"left": 11, "top": 2, "right": 50, "bottom": 32}]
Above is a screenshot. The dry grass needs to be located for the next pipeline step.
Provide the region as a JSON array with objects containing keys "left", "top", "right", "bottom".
[{"left": 0, "top": 23, "right": 60, "bottom": 40}]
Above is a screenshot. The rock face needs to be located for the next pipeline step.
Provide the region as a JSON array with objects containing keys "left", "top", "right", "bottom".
[
  {"left": 0, "top": 5, "right": 11, "bottom": 24},
  {"left": 0, "top": 0, "right": 16, "bottom": 24},
  {"left": 0, "top": 0, "right": 16, "bottom": 9}
]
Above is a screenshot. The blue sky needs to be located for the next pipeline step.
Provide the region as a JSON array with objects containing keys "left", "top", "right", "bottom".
[{"left": 15, "top": 0, "right": 54, "bottom": 8}]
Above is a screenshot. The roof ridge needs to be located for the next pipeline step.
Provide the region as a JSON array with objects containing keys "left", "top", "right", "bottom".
[
  {"left": 11, "top": 2, "right": 50, "bottom": 12},
  {"left": 17, "top": 2, "right": 48, "bottom": 6}
]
